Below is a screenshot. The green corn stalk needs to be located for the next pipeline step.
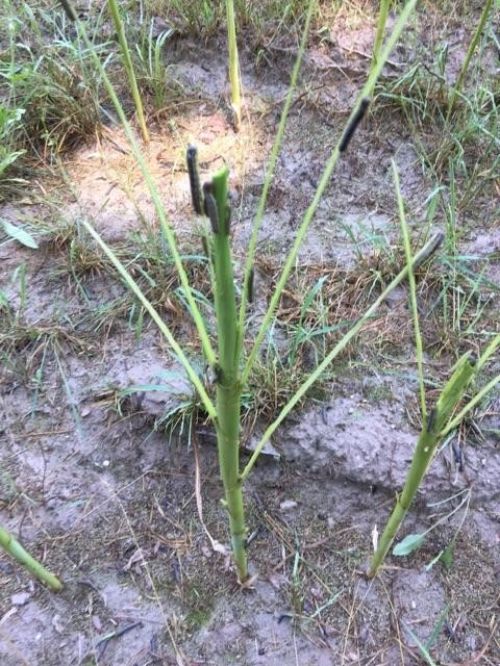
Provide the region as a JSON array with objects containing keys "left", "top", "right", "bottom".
[
  {"left": 0, "top": 524, "right": 63, "bottom": 591},
  {"left": 225, "top": 0, "right": 241, "bottom": 129},
  {"left": 56, "top": 0, "right": 431, "bottom": 583},
  {"left": 207, "top": 167, "right": 247, "bottom": 581},
  {"left": 107, "top": 0, "right": 149, "bottom": 143},
  {"left": 368, "top": 352, "right": 477, "bottom": 577},
  {"left": 446, "top": 0, "right": 494, "bottom": 121}
]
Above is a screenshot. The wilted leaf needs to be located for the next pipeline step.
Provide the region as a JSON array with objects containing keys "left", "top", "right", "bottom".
[
  {"left": 2, "top": 220, "right": 38, "bottom": 249},
  {"left": 393, "top": 533, "right": 425, "bottom": 556}
]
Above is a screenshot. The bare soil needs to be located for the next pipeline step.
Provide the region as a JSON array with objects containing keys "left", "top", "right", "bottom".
[{"left": 1, "top": 6, "right": 499, "bottom": 666}]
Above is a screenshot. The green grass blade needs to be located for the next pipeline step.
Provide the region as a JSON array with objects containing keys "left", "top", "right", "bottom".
[
  {"left": 238, "top": 0, "right": 316, "bottom": 336},
  {"left": 442, "top": 372, "right": 499, "bottom": 438},
  {"left": 242, "top": 0, "right": 418, "bottom": 385},
  {"left": 81, "top": 219, "right": 217, "bottom": 421},
  {"left": 225, "top": 0, "right": 241, "bottom": 129},
  {"left": 392, "top": 159, "right": 426, "bottom": 421},
  {"left": 107, "top": 0, "right": 149, "bottom": 143},
  {"left": 446, "top": 0, "right": 495, "bottom": 121},
  {"left": 240, "top": 232, "right": 441, "bottom": 482},
  {"left": 371, "top": 0, "right": 391, "bottom": 70}
]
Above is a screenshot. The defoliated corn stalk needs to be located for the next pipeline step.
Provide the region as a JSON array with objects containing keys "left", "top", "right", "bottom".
[
  {"left": 206, "top": 167, "right": 247, "bottom": 580},
  {"left": 0, "top": 524, "right": 63, "bottom": 591}
]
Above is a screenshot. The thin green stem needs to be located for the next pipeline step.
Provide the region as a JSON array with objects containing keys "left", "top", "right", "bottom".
[
  {"left": 446, "top": 0, "right": 494, "bottom": 121},
  {"left": 242, "top": 0, "right": 418, "bottom": 386},
  {"left": 240, "top": 232, "right": 443, "bottom": 482},
  {"left": 476, "top": 333, "right": 500, "bottom": 372},
  {"left": 225, "top": 0, "right": 241, "bottom": 129},
  {"left": 393, "top": 160, "right": 426, "bottom": 421},
  {"left": 372, "top": 0, "right": 391, "bottom": 71},
  {"left": 238, "top": 0, "right": 316, "bottom": 335},
  {"left": 441, "top": 372, "right": 499, "bottom": 437},
  {"left": 107, "top": 0, "right": 149, "bottom": 143},
  {"left": 0, "top": 525, "right": 63, "bottom": 591}
]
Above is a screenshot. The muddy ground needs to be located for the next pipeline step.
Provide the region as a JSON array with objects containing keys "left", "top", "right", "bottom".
[{"left": 1, "top": 4, "right": 499, "bottom": 665}]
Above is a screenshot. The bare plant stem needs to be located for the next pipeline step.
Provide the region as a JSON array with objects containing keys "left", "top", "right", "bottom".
[
  {"left": 393, "top": 160, "right": 426, "bottom": 421},
  {"left": 209, "top": 167, "right": 247, "bottom": 581},
  {"left": 368, "top": 353, "right": 476, "bottom": 577},
  {"left": 0, "top": 525, "right": 63, "bottom": 591}
]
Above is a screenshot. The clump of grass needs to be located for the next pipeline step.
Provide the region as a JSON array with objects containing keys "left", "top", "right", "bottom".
[{"left": 0, "top": 2, "right": 104, "bottom": 166}]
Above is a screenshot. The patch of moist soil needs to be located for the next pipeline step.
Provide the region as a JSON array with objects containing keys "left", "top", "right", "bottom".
[{"left": 1, "top": 6, "right": 499, "bottom": 666}]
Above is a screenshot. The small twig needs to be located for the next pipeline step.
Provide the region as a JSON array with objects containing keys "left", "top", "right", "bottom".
[{"left": 96, "top": 621, "right": 143, "bottom": 659}]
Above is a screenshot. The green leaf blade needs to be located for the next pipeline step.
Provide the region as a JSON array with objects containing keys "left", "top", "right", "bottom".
[
  {"left": 2, "top": 220, "right": 38, "bottom": 249},
  {"left": 393, "top": 533, "right": 425, "bottom": 556}
]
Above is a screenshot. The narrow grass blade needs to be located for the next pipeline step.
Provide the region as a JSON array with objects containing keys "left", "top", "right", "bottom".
[
  {"left": 393, "top": 159, "right": 426, "bottom": 421},
  {"left": 372, "top": 0, "right": 391, "bottom": 70},
  {"left": 225, "top": 0, "right": 241, "bottom": 129},
  {"left": 2, "top": 220, "right": 38, "bottom": 249},
  {"left": 81, "top": 219, "right": 217, "bottom": 421},
  {"left": 238, "top": 0, "right": 316, "bottom": 334},
  {"left": 107, "top": 0, "right": 149, "bottom": 143},
  {"left": 446, "top": 0, "right": 495, "bottom": 121},
  {"left": 242, "top": 0, "right": 418, "bottom": 385},
  {"left": 404, "top": 624, "right": 439, "bottom": 666}
]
